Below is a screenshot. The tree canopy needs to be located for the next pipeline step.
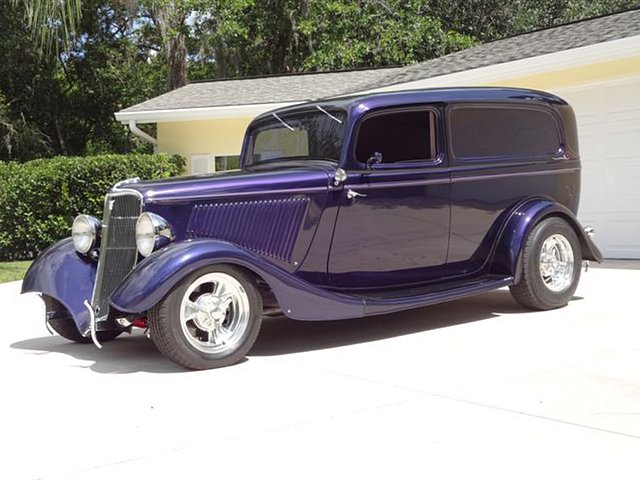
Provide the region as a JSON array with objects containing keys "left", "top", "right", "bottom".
[{"left": 1, "top": 0, "right": 637, "bottom": 161}]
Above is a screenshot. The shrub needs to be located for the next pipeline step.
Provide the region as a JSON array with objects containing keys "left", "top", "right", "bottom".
[{"left": 0, "top": 153, "right": 185, "bottom": 260}]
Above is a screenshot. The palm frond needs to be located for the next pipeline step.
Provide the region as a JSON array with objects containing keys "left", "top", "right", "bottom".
[{"left": 11, "top": 0, "right": 83, "bottom": 53}]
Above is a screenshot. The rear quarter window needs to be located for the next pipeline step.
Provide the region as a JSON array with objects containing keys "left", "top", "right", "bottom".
[{"left": 449, "top": 105, "right": 562, "bottom": 160}]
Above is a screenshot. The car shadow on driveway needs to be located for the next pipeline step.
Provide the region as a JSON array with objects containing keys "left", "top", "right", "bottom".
[
  {"left": 10, "top": 332, "right": 186, "bottom": 374},
  {"left": 251, "top": 289, "right": 528, "bottom": 357},
  {"left": 11, "top": 289, "right": 529, "bottom": 374}
]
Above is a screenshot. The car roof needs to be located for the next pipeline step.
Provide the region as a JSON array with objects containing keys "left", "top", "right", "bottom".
[{"left": 254, "top": 87, "right": 567, "bottom": 123}]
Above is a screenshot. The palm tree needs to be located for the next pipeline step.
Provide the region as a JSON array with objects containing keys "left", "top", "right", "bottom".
[
  {"left": 11, "top": 0, "right": 189, "bottom": 90},
  {"left": 10, "top": 0, "right": 83, "bottom": 52}
]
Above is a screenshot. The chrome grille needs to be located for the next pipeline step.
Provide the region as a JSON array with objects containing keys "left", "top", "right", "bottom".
[{"left": 91, "top": 191, "right": 142, "bottom": 320}]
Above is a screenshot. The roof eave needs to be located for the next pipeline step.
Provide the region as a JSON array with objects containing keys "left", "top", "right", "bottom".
[{"left": 114, "top": 101, "right": 300, "bottom": 124}]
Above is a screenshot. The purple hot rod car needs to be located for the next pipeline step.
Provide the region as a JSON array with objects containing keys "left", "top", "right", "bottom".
[{"left": 22, "top": 87, "right": 602, "bottom": 369}]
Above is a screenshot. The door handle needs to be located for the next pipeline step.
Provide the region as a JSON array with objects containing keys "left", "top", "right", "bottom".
[{"left": 347, "top": 189, "right": 367, "bottom": 200}]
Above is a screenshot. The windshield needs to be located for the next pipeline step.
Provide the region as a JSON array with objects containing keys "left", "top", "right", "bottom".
[{"left": 246, "top": 108, "right": 347, "bottom": 166}]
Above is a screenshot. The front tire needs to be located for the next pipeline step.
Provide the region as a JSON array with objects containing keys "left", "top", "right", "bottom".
[
  {"left": 148, "top": 265, "right": 263, "bottom": 370},
  {"left": 44, "top": 296, "right": 122, "bottom": 343},
  {"left": 510, "top": 217, "right": 582, "bottom": 310}
]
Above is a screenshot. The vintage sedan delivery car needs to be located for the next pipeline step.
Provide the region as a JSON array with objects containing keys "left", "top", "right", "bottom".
[{"left": 23, "top": 88, "right": 602, "bottom": 369}]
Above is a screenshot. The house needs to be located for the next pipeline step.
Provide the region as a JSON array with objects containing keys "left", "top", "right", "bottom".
[
  {"left": 114, "top": 67, "right": 403, "bottom": 172},
  {"left": 115, "top": 9, "right": 640, "bottom": 259}
]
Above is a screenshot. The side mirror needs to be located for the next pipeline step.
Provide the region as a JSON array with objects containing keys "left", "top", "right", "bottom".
[{"left": 365, "top": 152, "right": 383, "bottom": 169}]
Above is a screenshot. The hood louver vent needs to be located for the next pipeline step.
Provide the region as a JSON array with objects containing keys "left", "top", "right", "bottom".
[{"left": 186, "top": 197, "right": 309, "bottom": 262}]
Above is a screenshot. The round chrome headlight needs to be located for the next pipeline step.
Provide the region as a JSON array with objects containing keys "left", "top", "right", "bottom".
[
  {"left": 72, "top": 215, "right": 101, "bottom": 254},
  {"left": 136, "top": 212, "right": 174, "bottom": 257}
]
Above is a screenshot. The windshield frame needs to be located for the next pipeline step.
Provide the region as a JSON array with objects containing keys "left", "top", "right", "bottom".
[{"left": 242, "top": 107, "right": 348, "bottom": 168}]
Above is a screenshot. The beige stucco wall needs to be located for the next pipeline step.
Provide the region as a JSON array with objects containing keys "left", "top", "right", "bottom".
[
  {"left": 157, "top": 117, "right": 254, "bottom": 172},
  {"left": 485, "top": 55, "right": 640, "bottom": 90}
]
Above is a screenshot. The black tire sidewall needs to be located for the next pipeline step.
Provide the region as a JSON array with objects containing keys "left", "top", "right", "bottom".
[
  {"left": 525, "top": 218, "right": 582, "bottom": 308},
  {"left": 48, "top": 316, "right": 91, "bottom": 343},
  {"left": 44, "top": 296, "right": 121, "bottom": 343}
]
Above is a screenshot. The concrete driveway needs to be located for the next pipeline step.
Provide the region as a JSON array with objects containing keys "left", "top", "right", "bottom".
[{"left": 1, "top": 266, "right": 639, "bottom": 479}]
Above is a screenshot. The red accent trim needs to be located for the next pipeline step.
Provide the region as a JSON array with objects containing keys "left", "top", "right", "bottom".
[{"left": 130, "top": 318, "right": 148, "bottom": 329}]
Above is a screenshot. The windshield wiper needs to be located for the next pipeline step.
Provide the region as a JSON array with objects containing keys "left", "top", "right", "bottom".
[
  {"left": 316, "top": 105, "right": 343, "bottom": 124},
  {"left": 271, "top": 112, "right": 295, "bottom": 131}
]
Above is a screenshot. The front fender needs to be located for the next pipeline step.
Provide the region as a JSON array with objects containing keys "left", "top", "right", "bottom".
[
  {"left": 110, "top": 239, "right": 364, "bottom": 321},
  {"left": 490, "top": 198, "right": 603, "bottom": 281},
  {"left": 21, "top": 238, "right": 96, "bottom": 333}
]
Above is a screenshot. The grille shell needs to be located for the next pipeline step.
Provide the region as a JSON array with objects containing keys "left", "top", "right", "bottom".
[{"left": 91, "top": 191, "right": 142, "bottom": 320}]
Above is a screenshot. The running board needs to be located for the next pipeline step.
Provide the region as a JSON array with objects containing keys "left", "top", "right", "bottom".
[{"left": 361, "top": 275, "right": 514, "bottom": 316}]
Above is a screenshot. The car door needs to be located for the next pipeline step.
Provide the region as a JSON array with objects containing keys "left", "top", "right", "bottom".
[{"left": 327, "top": 106, "right": 451, "bottom": 289}]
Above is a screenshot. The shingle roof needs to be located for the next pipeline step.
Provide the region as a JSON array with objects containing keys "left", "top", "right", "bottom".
[
  {"left": 374, "top": 8, "right": 640, "bottom": 88},
  {"left": 119, "top": 67, "right": 403, "bottom": 113},
  {"left": 117, "top": 9, "right": 640, "bottom": 115}
]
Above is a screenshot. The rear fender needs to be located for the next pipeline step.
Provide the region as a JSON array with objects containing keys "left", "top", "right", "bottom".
[
  {"left": 21, "top": 238, "right": 96, "bottom": 334},
  {"left": 490, "top": 198, "right": 603, "bottom": 282},
  {"left": 110, "top": 239, "right": 364, "bottom": 321}
]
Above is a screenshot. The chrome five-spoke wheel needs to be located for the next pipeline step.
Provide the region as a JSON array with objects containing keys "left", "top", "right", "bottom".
[
  {"left": 180, "top": 272, "right": 250, "bottom": 354},
  {"left": 510, "top": 217, "right": 582, "bottom": 310},
  {"left": 149, "top": 265, "right": 263, "bottom": 370},
  {"left": 539, "top": 234, "right": 575, "bottom": 292}
]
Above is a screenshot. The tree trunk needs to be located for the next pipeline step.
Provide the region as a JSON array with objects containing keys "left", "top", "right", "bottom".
[
  {"left": 53, "top": 115, "right": 67, "bottom": 155},
  {"left": 166, "top": 31, "right": 187, "bottom": 90},
  {"left": 215, "top": 44, "right": 228, "bottom": 78},
  {"left": 270, "top": 0, "right": 292, "bottom": 73},
  {"left": 152, "top": 6, "right": 188, "bottom": 91}
]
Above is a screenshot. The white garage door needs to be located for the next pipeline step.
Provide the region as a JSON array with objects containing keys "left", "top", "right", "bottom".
[{"left": 555, "top": 76, "right": 640, "bottom": 259}]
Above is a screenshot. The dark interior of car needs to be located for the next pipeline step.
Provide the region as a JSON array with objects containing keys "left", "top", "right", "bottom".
[{"left": 355, "top": 110, "right": 435, "bottom": 164}]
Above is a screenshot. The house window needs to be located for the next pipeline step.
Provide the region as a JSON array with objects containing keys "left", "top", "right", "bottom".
[
  {"left": 355, "top": 109, "right": 438, "bottom": 165},
  {"left": 215, "top": 155, "right": 241, "bottom": 171},
  {"left": 190, "top": 154, "right": 241, "bottom": 174}
]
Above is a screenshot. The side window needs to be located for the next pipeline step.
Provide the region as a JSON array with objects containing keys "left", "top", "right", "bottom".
[
  {"left": 450, "top": 105, "right": 561, "bottom": 160},
  {"left": 355, "top": 109, "right": 437, "bottom": 165}
]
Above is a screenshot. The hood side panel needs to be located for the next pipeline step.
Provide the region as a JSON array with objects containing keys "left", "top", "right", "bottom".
[
  {"left": 187, "top": 197, "right": 310, "bottom": 263},
  {"left": 120, "top": 164, "right": 334, "bottom": 272},
  {"left": 124, "top": 162, "right": 335, "bottom": 205}
]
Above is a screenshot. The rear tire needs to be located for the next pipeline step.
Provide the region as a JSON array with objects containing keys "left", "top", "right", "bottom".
[
  {"left": 44, "top": 296, "right": 122, "bottom": 343},
  {"left": 148, "top": 265, "right": 263, "bottom": 370},
  {"left": 509, "top": 217, "right": 582, "bottom": 310}
]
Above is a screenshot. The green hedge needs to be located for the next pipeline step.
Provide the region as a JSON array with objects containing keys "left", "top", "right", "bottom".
[{"left": 0, "top": 153, "right": 185, "bottom": 261}]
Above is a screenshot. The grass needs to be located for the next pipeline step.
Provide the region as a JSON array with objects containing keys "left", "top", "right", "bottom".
[{"left": 0, "top": 261, "right": 32, "bottom": 284}]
